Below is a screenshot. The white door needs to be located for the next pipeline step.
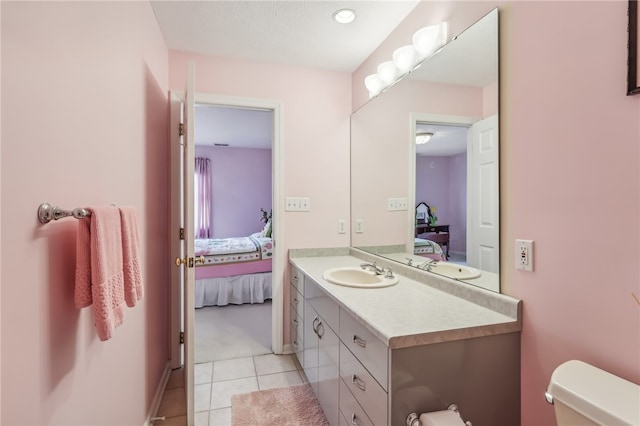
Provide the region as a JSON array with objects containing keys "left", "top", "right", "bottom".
[
  {"left": 169, "top": 63, "right": 196, "bottom": 426},
  {"left": 466, "top": 114, "right": 499, "bottom": 273}
]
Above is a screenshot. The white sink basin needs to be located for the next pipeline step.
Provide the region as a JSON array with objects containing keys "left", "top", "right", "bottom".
[
  {"left": 322, "top": 267, "right": 399, "bottom": 288},
  {"left": 425, "top": 262, "right": 480, "bottom": 280}
]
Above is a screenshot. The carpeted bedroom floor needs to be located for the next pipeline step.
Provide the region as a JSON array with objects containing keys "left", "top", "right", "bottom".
[{"left": 195, "top": 301, "right": 273, "bottom": 363}]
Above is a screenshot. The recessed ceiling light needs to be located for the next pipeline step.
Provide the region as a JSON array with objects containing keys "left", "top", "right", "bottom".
[{"left": 333, "top": 8, "right": 356, "bottom": 24}]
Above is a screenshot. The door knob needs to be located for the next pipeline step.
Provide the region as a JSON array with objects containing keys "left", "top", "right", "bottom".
[{"left": 175, "top": 256, "right": 205, "bottom": 267}]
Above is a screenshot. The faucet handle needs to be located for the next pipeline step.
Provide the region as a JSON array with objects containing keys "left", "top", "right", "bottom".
[{"left": 384, "top": 267, "right": 394, "bottom": 278}]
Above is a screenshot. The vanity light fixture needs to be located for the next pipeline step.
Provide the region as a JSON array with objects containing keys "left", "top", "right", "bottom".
[
  {"left": 416, "top": 132, "right": 433, "bottom": 144},
  {"left": 364, "top": 21, "right": 448, "bottom": 98},
  {"left": 413, "top": 22, "right": 448, "bottom": 60},
  {"left": 364, "top": 74, "right": 384, "bottom": 98},
  {"left": 393, "top": 45, "right": 419, "bottom": 74},
  {"left": 333, "top": 8, "right": 356, "bottom": 24},
  {"left": 377, "top": 61, "right": 399, "bottom": 85}
]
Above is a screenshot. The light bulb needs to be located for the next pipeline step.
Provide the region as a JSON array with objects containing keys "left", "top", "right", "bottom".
[
  {"left": 393, "top": 45, "right": 419, "bottom": 74},
  {"left": 412, "top": 23, "right": 447, "bottom": 60},
  {"left": 377, "top": 61, "right": 399, "bottom": 85},
  {"left": 364, "top": 74, "right": 384, "bottom": 98}
]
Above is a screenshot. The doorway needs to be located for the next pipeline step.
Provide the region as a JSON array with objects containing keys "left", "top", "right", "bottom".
[
  {"left": 169, "top": 91, "right": 285, "bottom": 424},
  {"left": 193, "top": 104, "right": 274, "bottom": 363}
]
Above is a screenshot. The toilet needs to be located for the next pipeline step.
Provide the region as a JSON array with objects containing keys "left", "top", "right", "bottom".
[{"left": 546, "top": 360, "right": 640, "bottom": 426}]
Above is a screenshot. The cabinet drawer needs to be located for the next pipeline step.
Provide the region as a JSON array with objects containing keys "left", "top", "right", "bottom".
[
  {"left": 290, "top": 265, "right": 304, "bottom": 295},
  {"left": 339, "top": 377, "right": 374, "bottom": 426},
  {"left": 290, "top": 288, "right": 304, "bottom": 318},
  {"left": 339, "top": 310, "right": 388, "bottom": 391},
  {"left": 340, "top": 343, "right": 387, "bottom": 426},
  {"left": 291, "top": 311, "right": 304, "bottom": 349},
  {"left": 290, "top": 320, "right": 303, "bottom": 367}
]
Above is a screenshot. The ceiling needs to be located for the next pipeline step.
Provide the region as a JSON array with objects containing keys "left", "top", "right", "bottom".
[
  {"left": 152, "top": 0, "right": 421, "bottom": 149},
  {"left": 151, "top": 0, "right": 420, "bottom": 73},
  {"left": 153, "top": 1, "right": 496, "bottom": 154}
]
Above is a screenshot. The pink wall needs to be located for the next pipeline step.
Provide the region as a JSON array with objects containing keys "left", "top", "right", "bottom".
[
  {"left": 170, "top": 51, "right": 352, "bottom": 344},
  {"left": 360, "top": 2, "right": 640, "bottom": 425},
  {"left": 194, "top": 146, "right": 272, "bottom": 238},
  {"left": 501, "top": 2, "right": 640, "bottom": 424},
  {"left": 1, "top": 3, "right": 170, "bottom": 425}
]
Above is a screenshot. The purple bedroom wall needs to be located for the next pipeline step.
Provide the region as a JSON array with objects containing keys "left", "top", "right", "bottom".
[
  {"left": 415, "top": 154, "right": 466, "bottom": 255},
  {"left": 195, "top": 145, "right": 272, "bottom": 238}
]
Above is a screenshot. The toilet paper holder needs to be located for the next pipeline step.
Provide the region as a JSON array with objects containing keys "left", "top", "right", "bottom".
[{"left": 406, "top": 404, "right": 472, "bottom": 426}]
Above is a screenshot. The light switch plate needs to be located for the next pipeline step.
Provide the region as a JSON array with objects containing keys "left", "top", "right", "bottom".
[
  {"left": 388, "top": 197, "right": 408, "bottom": 211},
  {"left": 285, "top": 197, "right": 310, "bottom": 211}
]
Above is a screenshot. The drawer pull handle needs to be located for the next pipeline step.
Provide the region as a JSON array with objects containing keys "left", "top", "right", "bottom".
[
  {"left": 353, "top": 335, "right": 367, "bottom": 348},
  {"left": 292, "top": 340, "right": 298, "bottom": 349},
  {"left": 351, "top": 413, "right": 361, "bottom": 426},
  {"left": 293, "top": 319, "right": 298, "bottom": 326},
  {"left": 293, "top": 298, "right": 299, "bottom": 304},
  {"left": 293, "top": 276, "right": 298, "bottom": 281},
  {"left": 352, "top": 374, "right": 366, "bottom": 391},
  {"left": 312, "top": 316, "right": 319, "bottom": 332},
  {"left": 316, "top": 321, "right": 324, "bottom": 338}
]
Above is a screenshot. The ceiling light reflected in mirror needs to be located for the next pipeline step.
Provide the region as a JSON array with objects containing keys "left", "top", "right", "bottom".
[{"left": 416, "top": 132, "right": 433, "bottom": 145}]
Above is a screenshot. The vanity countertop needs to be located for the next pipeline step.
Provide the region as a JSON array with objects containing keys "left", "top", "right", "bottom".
[{"left": 290, "top": 255, "right": 521, "bottom": 349}]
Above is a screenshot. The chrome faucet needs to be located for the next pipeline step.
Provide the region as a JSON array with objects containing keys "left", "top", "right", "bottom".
[
  {"left": 360, "top": 261, "right": 385, "bottom": 275},
  {"left": 419, "top": 259, "right": 439, "bottom": 271}
]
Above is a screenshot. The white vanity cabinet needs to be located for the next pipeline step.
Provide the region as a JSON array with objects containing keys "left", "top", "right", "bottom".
[
  {"left": 289, "top": 265, "right": 304, "bottom": 366},
  {"left": 289, "top": 257, "right": 521, "bottom": 426},
  {"left": 302, "top": 277, "right": 341, "bottom": 426}
]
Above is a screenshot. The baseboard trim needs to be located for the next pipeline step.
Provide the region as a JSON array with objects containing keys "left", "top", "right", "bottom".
[
  {"left": 282, "top": 343, "right": 294, "bottom": 354},
  {"left": 144, "top": 361, "right": 172, "bottom": 426}
]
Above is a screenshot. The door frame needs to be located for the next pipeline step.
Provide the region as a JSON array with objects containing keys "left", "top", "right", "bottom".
[
  {"left": 170, "top": 92, "right": 285, "bottom": 364},
  {"left": 407, "top": 113, "right": 480, "bottom": 254}
]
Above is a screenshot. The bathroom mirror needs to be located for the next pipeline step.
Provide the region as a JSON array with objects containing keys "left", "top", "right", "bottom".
[{"left": 351, "top": 8, "right": 499, "bottom": 292}]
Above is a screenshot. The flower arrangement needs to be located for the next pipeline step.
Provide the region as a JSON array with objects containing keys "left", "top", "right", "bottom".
[
  {"left": 429, "top": 207, "right": 438, "bottom": 225},
  {"left": 260, "top": 208, "right": 272, "bottom": 224}
]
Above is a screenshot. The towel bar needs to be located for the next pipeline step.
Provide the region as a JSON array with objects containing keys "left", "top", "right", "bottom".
[{"left": 38, "top": 202, "right": 91, "bottom": 224}]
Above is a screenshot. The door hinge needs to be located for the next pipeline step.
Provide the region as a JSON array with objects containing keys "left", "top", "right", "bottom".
[
  {"left": 178, "top": 123, "right": 184, "bottom": 136},
  {"left": 179, "top": 331, "right": 184, "bottom": 344},
  {"left": 179, "top": 227, "right": 184, "bottom": 240}
]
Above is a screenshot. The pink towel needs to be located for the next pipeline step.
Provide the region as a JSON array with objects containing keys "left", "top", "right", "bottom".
[
  {"left": 119, "top": 207, "right": 143, "bottom": 306},
  {"left": 74, "top": 217, "right": 93, "bottom": 308},
  {"left": 74, "top": 206, "right": 126, "bottom": 341}
]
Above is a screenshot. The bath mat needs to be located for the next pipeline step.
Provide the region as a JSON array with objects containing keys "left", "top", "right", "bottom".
[{"left": 231, "top": 384, "right": 329, "bottom": 426}]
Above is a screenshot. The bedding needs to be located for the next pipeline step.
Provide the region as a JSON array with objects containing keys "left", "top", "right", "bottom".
[
  {"left": 195, "top": 272, "right": 272, "bottom": 308},
  {"left": 194, "top": 232, "right": 274, "bottom": 307},
  {"left": 414, "top": 238, "right": 447, "bottom": 260},
  {"left": 195, "top": 233, "right": 273, "bottom": 266}
]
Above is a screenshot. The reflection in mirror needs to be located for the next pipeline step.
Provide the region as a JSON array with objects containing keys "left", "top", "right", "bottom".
[{"left": 351, "top": 8, "right": 499, "bottom": 292}]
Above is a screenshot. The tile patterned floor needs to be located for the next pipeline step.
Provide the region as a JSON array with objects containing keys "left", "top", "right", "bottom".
[{"left": 155, "top": 353, "right": 306, "bottom": 426}]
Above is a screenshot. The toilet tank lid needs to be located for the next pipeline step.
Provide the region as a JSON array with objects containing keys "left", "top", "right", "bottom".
[{"left": 547, "top": 360, "right": 640, "bottom": 426}]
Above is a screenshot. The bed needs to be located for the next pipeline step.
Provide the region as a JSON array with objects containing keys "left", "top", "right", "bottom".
[
  {"left": 194, "top": 233, "right": 273, "bottom": 308},
  {"left": 414, "top": 238, "right": 447, "bottom": 261}
]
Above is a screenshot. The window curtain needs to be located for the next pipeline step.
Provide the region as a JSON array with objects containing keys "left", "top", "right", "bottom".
[{"left": 194, "top": 157, "right": 212, "bottom": 238}]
